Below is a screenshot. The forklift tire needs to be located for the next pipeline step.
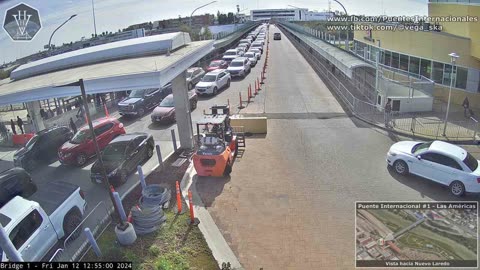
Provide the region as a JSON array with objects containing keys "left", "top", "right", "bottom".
[{"left": 223, "top": 162, "right": 232, "bottom": 176}]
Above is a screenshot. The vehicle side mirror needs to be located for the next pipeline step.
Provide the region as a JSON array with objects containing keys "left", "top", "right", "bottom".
[{"left": 417, "top": 155, "right": 422, "bottom": 160}]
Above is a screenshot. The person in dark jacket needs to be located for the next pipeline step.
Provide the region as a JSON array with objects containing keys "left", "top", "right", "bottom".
[
  {"left": 17, "top": 116, "right": 24, "bottom": 134},
  {"left": 10, "top": 119, "right": 16, "bottom": 135},
  {"left": 69, "top": 117, "right": 77, "bottom": 134}
]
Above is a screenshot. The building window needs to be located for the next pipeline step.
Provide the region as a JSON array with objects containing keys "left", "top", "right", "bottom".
[
  {"left": 370, "top": 46, "right": 378, "bottom": 62},
  {"left": 455, "top": 67, "right": 468, "bottom": 90},
  {"left": 391, "top": 52, "right": 399, "bottom": 69},
  {"left": 379, "top": 51, "right": 385, "bottom": 65},
  {"left": 409, "top": 57, "right": 420, "bottom": 76},
  {"left": 420, "top": 59, "right": 432, "bottom": 79},
  {"left": 432, "top": 62, "right": 444, "bottom": 84},
  {"left": 400, "top": 54, "right": 409, "bottom": 72},
  {"left": 383, "top": 50, "right": 392, "bottom": 66},
  {"left": 443, "top": 64, "right": 453, "bottom": 86}
]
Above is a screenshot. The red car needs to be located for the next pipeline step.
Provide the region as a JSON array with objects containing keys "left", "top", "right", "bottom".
[
  {"left": 58, "top": 118, "right": 126, "bottom": 166},
  {"left": 206, "top": 60, "right": 229, "bottom": 72}
]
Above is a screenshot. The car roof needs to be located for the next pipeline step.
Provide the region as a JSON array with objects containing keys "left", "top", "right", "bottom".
[
  {"left": 0, "top": 167, "right": 27, "bottom": 180},
  {"left": 0, "top": 196, "right": 36, "bottom": 227},
  {"left": 429, "top": 141, "right": 467, "bottom": 160},
  {"left": 188, "top": 67, "right": 202, "bottom": 72},
  {"left": 110, "top": 132, "right": 148, "bottom": 143},
  {"left": 211, "top": 59, "right": 224, "bottom": 63},
  {"left": 37, "top": 125, "right": 68, "bottom": 136},
  {"left": 79, "top": 117, "right": 117, "bottom": 131},
  {"left": 232, "top": 57, "right": 247, "bottom": 62},
  {"left": 206, "top": 69, "right": 226, "bottom": 75},
  {"left": 226, "top": 49, "right": 238, "bottom": 52}
]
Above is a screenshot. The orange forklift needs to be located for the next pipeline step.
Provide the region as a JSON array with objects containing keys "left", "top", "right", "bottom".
[{"left": 193, "top": 105, "right": 244, "bottom": 177}]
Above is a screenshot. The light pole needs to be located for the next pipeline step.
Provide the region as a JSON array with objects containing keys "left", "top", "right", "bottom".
[
  {"left": 442, "top": 52, "right": 459, "bottom": 136},
  {"left": 235, "top": 7, "right": 249, "bottom": 30},
  {"left": 48, "top": 14, "right": 77, "bottom": 50},
  {"left": 190, "top": 1, "right": 217, "bottom": 28},
  {"left": 92, "top": 0, "right": 98, "bottom": 37},
  {"left": 332, "top": 0, "right": 349, "bottom": 50}
]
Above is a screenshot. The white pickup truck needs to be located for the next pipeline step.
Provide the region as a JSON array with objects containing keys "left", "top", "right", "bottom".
[{"left": 0, "top": 181, "right": 87, "bottom": 261}]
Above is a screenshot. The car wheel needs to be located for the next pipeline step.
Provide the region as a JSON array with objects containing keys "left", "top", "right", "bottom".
[
  {"left": 146, "top": 146, "right": 154, "bottom": 159},
  {"left": 226, "top": 79, "right": 231, "bottom": 88},
  {"left": 76, "top": 153, "right": 87, "bottom": 166},
  {"left": 119, "top": 169, "right": 128, "bottom": 185},
  {"left": 213, "top": 87, "right": 218, "bottom": 95},
  {"left": 24, "top": 159, "right": 36, "bottom": 172},
  {"left": 63, "top": 210, "right": 82, "bottom": 240},
  {"left": 191, "top": 100, "right": 197, "bottom": 110},
  {"left": 393, "top": 160, "right": 409, "bottom": 175},
  {"left": 138, "top": 107, "right": 145, "bottom": 117},
  {"left": 223, "top": 162, "right": 232, "bottom": 176},
  {"left": 450, "top": 181, "right": 465, "bottom": 197}
]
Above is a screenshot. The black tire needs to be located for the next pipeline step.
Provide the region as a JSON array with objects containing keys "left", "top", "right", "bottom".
[
  {"left": 146, "top": 146, "right": 154, "bottom": 159},
  {"left": 191, "top": 100, "right": 197, "bottom": 110},
  {"left": 24, "top": 159, "right": 36, "bottom": 172},
  {"left": 119, "top": 169, "right": 128, "bottom": 185},
  {"left": 137, "top": 107, "right": 145, "bottom": 117},
  {"left": 63, "top": 210, "right": 82, "bottom": 240},
  {"left": 450, "top": 181, "right": 465, "bottom": 197},
  {"left": 223, "top": 162, "right": 232, "bottom": 176},
  {"left": 76, "top": 153, "right": 87, "bottom": 166},
  {"left": 213, "top": 87, "right": 218, "bottom": 95},
  {"left": 393, "top": 160, "right": 409, "bottom": 175},
  {"left": 226, "top": 79, "right": 231, "bottom": 88}
]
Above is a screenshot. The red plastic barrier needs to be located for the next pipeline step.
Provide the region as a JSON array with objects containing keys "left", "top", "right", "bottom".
[{"left": 12, "top": 133, "right": 34, "bottom": 146}]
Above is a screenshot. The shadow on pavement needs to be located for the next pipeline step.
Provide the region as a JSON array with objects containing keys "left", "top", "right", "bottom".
[
  {"left": 195, "top": 174, "right": 231, "bottom": 208},
  {"left": 387, "top": 166, "right": 480, "bottom": 202},
  {"left": 148, "top": 122, "right": 175, "bottom": 130}
]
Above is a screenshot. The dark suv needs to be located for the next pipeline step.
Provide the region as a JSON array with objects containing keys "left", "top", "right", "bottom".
[
  {"left": 0, "top": 167, "right": 37, "bottom": 207},
  {"left": 118, "top": 83, "right": 172, "bottom": 117},
  {"left": 13, "top": 126, "right": 73, "bottom": 171}
]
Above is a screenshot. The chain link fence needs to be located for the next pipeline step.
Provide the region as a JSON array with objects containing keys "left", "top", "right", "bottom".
[{"left": 279, "top": 22, "right": 479, "bottom": 142}]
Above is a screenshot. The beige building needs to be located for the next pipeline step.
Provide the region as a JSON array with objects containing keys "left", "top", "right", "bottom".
[{"left": 353, "top": 0, "right": 480, "bottom": 108}]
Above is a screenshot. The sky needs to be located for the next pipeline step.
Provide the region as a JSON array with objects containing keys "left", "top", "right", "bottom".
[{"left": 0, "top": 0, "right": 428, "bottom": 63}]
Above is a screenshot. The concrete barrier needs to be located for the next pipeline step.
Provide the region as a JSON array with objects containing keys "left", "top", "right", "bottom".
[{"left": 230, "top": 115, "right": 267, "bottom": 134}]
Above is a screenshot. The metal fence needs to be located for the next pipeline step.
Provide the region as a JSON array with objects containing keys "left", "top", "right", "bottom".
[
  {"left": 49, "top": 201, "right": 112, "bottom": 262},
  {"left": 280, "top": 22, "right": 479, "bottom": 142}
]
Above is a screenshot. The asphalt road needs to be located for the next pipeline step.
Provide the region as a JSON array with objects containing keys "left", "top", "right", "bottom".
[{"left": 195, "top": 24, "right": 480, "bottom": 270}]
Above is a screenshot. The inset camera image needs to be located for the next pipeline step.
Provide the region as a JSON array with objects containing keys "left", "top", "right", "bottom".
[{"left": 356, "top": 202, "right": 478, "bottom": 268}]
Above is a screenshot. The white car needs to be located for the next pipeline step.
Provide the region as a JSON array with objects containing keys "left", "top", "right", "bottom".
[
  {"left": 222, "top": 49, "right": 244, "bottom": 62},
  {"left": 239, "top": 39, "right": 251, "bottom": 46},
  {"left": 237, "top": 44, "right": 249, "bottom": 52},
  {"left": 387, "top": 140, "right": 480, "bottom": 196},
  {"left": 256, "top": 38, "right": 265, "bottom": 45},
  {"left": 195, "top": 69, "right": 231, "bottom": 95},
  {"left": 250, "top": 42, "right": 263, "bottom": 53},
  {"left": 248, "top": 48, "right": 262, "bottom": 60},
  {"left": 227, "top": 57, "right": 251, "bottom": 78},
  {"left": 244, "top": 52, "right": 257, "bottom": 66}
]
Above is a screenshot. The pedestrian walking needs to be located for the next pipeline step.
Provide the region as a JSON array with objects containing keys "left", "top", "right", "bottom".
[
  {"left": 384, "top": 99, "right": 392, "bottom": 128},
  {"left": 17, "top": 116, "right": 24, "bottom": 134},
  {"left": 26, "top": 114, "right": 34, "bottom": 133},
  {"left": 463, "top": 97, "right": 470, "bottom": 118},
  {"left": 0, "top": 122, "right": 7, "bottom": 140},
  {"left": 10, "top": 119, "right": 16, "bottom": 135},
  {"left": 69, "top": 117, "right": 77, "bottom": 134}
]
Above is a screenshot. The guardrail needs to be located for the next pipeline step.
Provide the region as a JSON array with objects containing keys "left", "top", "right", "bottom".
[{"left": 279, "top": 22, "right": 479, "bottom": 142}]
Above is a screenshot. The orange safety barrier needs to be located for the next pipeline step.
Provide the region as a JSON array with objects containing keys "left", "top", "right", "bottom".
[
  {"left": 12, "top": 133, "right": 34, "bottom": 146},
  {"left": 127, "top": 211, "right": 133, "bottom": 223},
  {"left": 260, "top": 71, "right": 265, "bottom": 84},
  {"left": 227, "top": 99, "right": 230, "bottom": 106},
  {"left": 238, "top": 92, "right": 244, "bottom": 109},
  {"left": 248, "top": 85, "right": 252, "bottom": 102},
  {"left": 257, "top": 77, "right": 261, "bottom": 91},
  {"left": 176, "top": 181, "right": 182, "bottom": 214},
  {"left": 188, "top": 190, "right": 199, "bottom": 225},
  {"left": 104, "top": 104, "right": 109, "bottom": 117}
]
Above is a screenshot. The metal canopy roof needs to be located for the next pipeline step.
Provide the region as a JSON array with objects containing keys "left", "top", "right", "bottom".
[
  {"left": 0, "top": 39, "right": 214, "bottom": 106},
  {"left": 281, "top": 24, "right": 374, "bottom": 78}
]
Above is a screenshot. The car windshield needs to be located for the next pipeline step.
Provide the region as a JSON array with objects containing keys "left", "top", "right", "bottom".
[
  {"left": 202, "top": 75, "right": 217, "bottom": 82},
  {"left": 225, "top": 51, "right": 236, "bottom": 55},
  {"left": 463, "top": 152, "right": 478, "bottom": 171},
  {"left": 25, "top": 135, "right": 39, "bottom": 150},
  {"left": 412, "top": 142, "right": 432, "bottom": 155},
  {"left": 102, "top": 142, "right": 127, "bottom": 161},
  {"left": 245, "top": 53, "right": 254, "bottom": 58},
  {"left": 159, "top": 96, "right": 174, "bottom": 107},
  {"left": 129, "top": 89, "right": 146, "bottom": 98},
  {"left": 186, "top": 71, "right": 193, "bottom": 77},
  {"left": 70, "top": 129, "right": 93, "bottom": 144},
  {"left": 230, "top": 61, "right": 243, "bottom": 67},
  {"left": 209, "top": 62, "right": 221, "bottom": 67}
]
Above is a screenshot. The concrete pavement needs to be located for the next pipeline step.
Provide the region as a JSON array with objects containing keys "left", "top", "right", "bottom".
[{"left": 194, "top": 24, "right": 480, "bottom": 270}]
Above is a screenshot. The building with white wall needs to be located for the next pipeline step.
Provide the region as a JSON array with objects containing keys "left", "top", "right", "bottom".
[{"left": 251, "top": 8, "right": 334, "bottom": 22}]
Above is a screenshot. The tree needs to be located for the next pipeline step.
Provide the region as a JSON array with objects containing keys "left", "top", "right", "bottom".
[
  {"left": 202, "top": 26, "right": 212, "bottom": 40},
  {"left": 227, "top": 12, "right": 234, "bottom": 24}
]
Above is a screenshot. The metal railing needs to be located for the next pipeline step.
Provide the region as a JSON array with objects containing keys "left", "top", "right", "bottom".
[{"left": 280, "top": 22, "right": 479, "bottom": 142}]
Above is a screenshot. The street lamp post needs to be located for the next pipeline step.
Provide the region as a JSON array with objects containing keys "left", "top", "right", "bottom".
[
  {"left": 48, "top": 14, "right": 77, "bottom": 50},
  {"left": 332, "top": 0, "right": 349, "bottom": 50},
  {"left": 92, "top": 0, "right": 97, "bottom": 37},
  {"left": 190, "top": 1, "right": 217, "bottom": 28},
  {"left": 442, "top": 52, "right": 460, "bottom": 136}
]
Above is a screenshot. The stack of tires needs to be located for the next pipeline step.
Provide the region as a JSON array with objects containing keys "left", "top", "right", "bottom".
[{"left": 130, "top": 185, "right": 171, "bottom": 235}]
